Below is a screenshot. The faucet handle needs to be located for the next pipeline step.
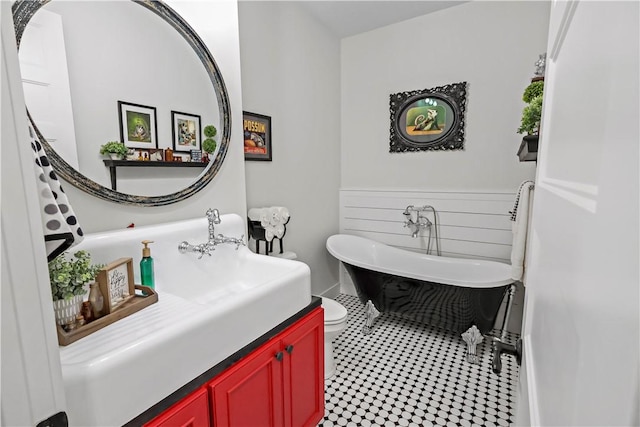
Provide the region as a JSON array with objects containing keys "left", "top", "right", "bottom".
[{"left": 235, "top": 235, "right": 246, "bottom": 250}]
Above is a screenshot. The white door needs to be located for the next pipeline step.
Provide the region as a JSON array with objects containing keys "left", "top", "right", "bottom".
[
  {"left": 1, "top": 2, "right": 67, "bottom": 425},
  {"left": 18, "top": 7, "right": 79, "bottom": 169},
  {"left": 516, "top": 1, "right": 639, "bottom": 425}
]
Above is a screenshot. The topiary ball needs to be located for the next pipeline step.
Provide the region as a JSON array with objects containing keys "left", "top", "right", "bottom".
[{"left": 203, "top": 125, "right": 217, "bottom": 138}]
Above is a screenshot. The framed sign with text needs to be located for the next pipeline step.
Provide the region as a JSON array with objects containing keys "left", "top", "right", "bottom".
[
  {"left": 243, "top": 111, "right": 272, "bottom": 161},
  {"left": 97, "top": 258, "right": 135, "bottom": 314}
]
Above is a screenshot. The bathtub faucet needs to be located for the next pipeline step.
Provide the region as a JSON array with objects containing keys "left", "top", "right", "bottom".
[
  {"left": 403, "top": 205, "right": 432, "bottom": 238},
  {"left": 178, "top": 208, "right": 245, "bottom": 258}
]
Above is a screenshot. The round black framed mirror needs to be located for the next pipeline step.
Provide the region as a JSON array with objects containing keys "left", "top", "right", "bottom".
[{"left": 12, "top": 0, "right": 231, "bottom": 206}]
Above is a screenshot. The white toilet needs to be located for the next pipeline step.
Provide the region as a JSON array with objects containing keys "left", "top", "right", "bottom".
[{"left": 321, "top": 297, "right": 348, "bottom": 379}]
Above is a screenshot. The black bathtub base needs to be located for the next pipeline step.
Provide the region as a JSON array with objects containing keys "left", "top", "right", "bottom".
[{"left": 344, "top": 264, "right": 510, "bottom": 335}]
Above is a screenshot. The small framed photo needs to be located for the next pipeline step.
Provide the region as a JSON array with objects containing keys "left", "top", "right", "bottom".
[
  {"left": 97, "top": 258, "right": 135, "bottom": 314},
  {"left": 149, "top": 148, "right": 164, "bottom": 161},
  {"left": 243, "top": 111, "right": 272, "bottom": 161},
  {"left": 190, "top": 149, "right": 202, "bottom": 162},
  {"left": 118, "top": 101, "right": 158, "bottom": 149},
  {"left": 171, "top": 111, "right": 201, "bottom": 153}
]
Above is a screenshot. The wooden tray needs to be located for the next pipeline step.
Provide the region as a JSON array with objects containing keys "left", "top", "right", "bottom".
[{"left": 57, "top": 285, "right": 158, "bottom": 346}]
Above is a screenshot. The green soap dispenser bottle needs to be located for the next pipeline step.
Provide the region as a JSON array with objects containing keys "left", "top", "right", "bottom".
[{"left": 140, "top": 240, "right": 155, "bottom": 289}]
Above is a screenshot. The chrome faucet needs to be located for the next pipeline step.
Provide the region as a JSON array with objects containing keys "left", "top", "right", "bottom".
[
  {"left": 206, "top": 208, "right": 221, "bottom": 242},
  {"left": 402, "top": 205, "right": 441, "bottom": 256},
  {"left": 178, "top": 209, "right": 245, "bottom": 258},
  {"left": 403, "top": 205, "right": 432, "bottom": 238}
]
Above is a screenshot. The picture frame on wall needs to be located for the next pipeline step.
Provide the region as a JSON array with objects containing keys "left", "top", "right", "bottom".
[
  {"left": 118, "top": 101, "right": 158, "bottom": 149},
  {"left": 389, "top": 82, "right": 467, "bottom": 153},
  {"left": 243, "top": 111, "right": 272, "bottom": 161},
  {"left": 171, "top": 111, "right": 201, "bottom": 153}
]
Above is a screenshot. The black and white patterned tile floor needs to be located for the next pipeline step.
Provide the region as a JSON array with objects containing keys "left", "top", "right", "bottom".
[{"left": 320, "top": 294, "right": 520, "bottom": 427}]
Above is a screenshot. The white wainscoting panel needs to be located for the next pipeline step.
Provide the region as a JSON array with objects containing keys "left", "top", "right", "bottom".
[{"left": 339, "top": 189, "right": 515, "bottom": 262}]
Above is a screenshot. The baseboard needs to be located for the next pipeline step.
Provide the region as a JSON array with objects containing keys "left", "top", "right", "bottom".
[{"left": 317, "top": 282, "right": 341, "bottom": 298}]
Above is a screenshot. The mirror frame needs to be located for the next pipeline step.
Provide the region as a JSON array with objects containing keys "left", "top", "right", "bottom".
[{"left": 12, "top": 0, "right": 231, "bottom": 206}]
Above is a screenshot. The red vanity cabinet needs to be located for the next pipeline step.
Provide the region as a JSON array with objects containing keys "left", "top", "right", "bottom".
[
  {"left": 208, "top": 307, "right": 324, "bottom": 427},
  {"left": 144, "top": 387, "right": 209, "bottom": 427},
  {"left": 143, "top": 306, "right": 324, "bottom": 427}
]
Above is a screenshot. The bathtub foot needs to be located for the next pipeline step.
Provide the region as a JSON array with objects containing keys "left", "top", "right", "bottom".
[
  {"left": 461, "top": 325, "right": 484, "bottom": 365},
  {"left": 363, "top": 300, "right": 380, "bottom": 335}
]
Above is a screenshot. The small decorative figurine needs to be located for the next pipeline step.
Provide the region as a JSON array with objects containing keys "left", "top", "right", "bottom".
[{"left": 534, "top": 53, "right": 546, "bottom": 77}]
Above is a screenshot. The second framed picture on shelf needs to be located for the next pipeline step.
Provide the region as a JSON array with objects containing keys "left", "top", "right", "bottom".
[
  {"left": 118, "top": 101, "right": 158, "bottom": 150},
  {"left": 171, "top": 111, "right": 201, "bottom": 153}
]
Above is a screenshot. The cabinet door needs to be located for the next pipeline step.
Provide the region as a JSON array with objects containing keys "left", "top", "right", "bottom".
[
  {"left": 209, "top": 340, "right": 285, "bottom": 427},
  {"left": 282, "top": 308, "right": 324, "bottom": 427},
  {"left": 144, "top": 387, "right": 210, "bottom": 427}
]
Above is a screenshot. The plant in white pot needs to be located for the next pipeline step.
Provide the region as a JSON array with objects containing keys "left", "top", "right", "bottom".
[
  {"left": 48, "top": 250, "right": 103, "bottom": 326},
  {"left": 99, "top": 141, "right": 129, "bottom": 160}
]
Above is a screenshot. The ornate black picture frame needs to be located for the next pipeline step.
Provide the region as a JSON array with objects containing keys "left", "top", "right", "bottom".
[{"left": 389, "top": 82, "right": 467, "bottom": 153}]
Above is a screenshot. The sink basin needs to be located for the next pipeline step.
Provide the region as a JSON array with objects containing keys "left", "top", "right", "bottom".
[{"left": 63, "top": 213, "right": 311, "bottom": 426}]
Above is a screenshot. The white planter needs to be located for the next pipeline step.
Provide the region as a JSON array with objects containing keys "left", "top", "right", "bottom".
[
  {"left": 53, "top": 294, "right": 83, "bottom": 325},
  {"left": 109, "top": 153, "right": 124, "bottom": 160}
]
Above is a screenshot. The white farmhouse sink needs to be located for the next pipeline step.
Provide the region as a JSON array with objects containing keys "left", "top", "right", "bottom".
[{"left": 64, "top": 213, "right": 311, "bottom": 426}]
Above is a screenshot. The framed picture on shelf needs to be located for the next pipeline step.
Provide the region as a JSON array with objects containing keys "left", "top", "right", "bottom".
[
  {"left": 118, "top": 101, "right": 158, "bottom": 149},
  {"left": 243, "top": 111, "right": 272, "bottom": 161},
  {"left": 171, "top": 111, "right": 201, "bottom": 153},
  {"left": 96, "top": 258, "right": 135, "bottom": 314}
]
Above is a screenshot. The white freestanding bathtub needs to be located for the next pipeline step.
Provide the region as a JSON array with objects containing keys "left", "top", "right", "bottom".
[{"left": 326, "top": 234, "right": 513, "bottom": 334}]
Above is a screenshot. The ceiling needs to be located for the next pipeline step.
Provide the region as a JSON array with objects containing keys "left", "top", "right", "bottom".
[{"left": 296, "top": 1, "right": 467, "bottom": 38}]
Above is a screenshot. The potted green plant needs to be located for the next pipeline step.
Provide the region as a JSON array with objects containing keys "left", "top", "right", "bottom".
[
  {"left": 517, "top": 80, "right": 544, "bottom": 161},
  {"left": 518, "top": 80, "right": 544, "bottom": 136},
  {"left": 202, "top": 125, "right": 217, "bottom": 162},
  {"left": 48, "top": 250, "right": 103, "bottom": 326},
  {"left": 99, "top": 141, "right": 129, "bottom": 160}
]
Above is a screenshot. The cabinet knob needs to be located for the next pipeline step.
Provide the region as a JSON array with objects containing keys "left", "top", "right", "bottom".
[
  {"left": 285, "top": 344, "right": 294, "bottom": 354},
  {"left": 275, "top": 351, "right": 283, "bottom": 362}
]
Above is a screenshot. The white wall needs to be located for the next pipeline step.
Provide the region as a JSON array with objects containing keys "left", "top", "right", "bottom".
[
  {"left": 341, "top": 1, "right": 550, "bottom": 191},
  {"left": 58, "top": 0, "right": 248, "bottom": 232},
  {"left": 238, "top": 2, "right": 341, "bottom": 296}
]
